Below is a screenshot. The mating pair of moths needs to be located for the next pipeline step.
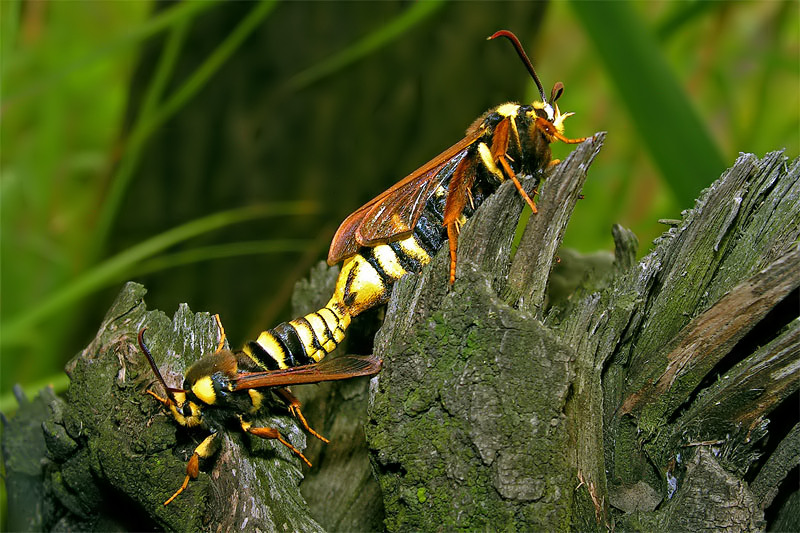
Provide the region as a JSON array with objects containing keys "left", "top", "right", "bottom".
[{"left": 138, "top": 30, "right": 588, "bottom": 505}]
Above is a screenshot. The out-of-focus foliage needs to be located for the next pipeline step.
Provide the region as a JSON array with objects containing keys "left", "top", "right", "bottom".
[
  {"left": 2, "top": 0, "right": 151, "bottom": 397},
  {"left": 1, "top": 0, "right": 297, "bottom": 407},
  {"left": 1, "top": 0, "right": 796, "bottom": 416},
  {"left": 551, "top": 1, "right": 798, "bottom": 254}
]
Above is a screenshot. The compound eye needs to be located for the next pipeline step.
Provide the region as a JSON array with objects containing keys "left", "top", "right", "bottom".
[
  {"left": 542, "top": 103, "right": 555, "bottom": 122},
  {"left": 173, "top": 396, "right": 187, "bottom": 415}
]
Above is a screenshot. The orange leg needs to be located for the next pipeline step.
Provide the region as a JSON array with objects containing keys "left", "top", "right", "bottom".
[
  {"left": 275, "top": 388, "right": 330, "bottom": 444},
  {"left": 146, "top": 389, "right": 172, "bottom": 407},
  {"left": 447, "top": 221, "right": 460, "bottom": 285},
  {"left": 443, "top": 154, "right": 475, "bottom": 286},
  {"left": 243, "top": 423, "right": 313, "bottom": 468},
  {"left": 164, "top": 433, "right": 219, "bottom": 505},
  {"left": 164, "top": 454, "right": 198, "bottom": 506},
  {"left": 499, "top": 156, "right": 538, "bottom": 214},
  {"left": 554, "top": 132, "right": 589, "bottom": 144}
]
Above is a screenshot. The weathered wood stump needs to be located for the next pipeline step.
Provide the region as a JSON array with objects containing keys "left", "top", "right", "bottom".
[
  {"left": 366, "top": 143, "right": 799, "bottom": 531},
  {"left": 3, "top": 140, "right": 798, "bottom": 531}
]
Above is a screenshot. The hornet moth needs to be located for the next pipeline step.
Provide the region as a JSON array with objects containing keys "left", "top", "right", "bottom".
[
  {"left": 328, "top": 30, "right": 587, "bottom": 285},
  {"left": 138, "top": 321, "right": 381, "bottom": 505},
  {"left": 141, "top": 29, "right": 586, "bottom": 506}
]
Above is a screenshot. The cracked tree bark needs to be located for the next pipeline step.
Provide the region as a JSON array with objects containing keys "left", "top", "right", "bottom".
[
  {"left": 365, "top": 143, "right": 799, "bottom": 531},
  {"left": 3, "top": 140, "right": 798, "bottom": 531}
]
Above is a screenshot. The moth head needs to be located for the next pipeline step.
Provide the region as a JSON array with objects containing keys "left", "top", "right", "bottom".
[
  {"left": 138, "top": 327, "right": 206, "bottom": 428},
  {"left": 169, "top": 391, "right": 204, "bottom": 428},
  {"left": 489, "top": 30, "right": 585, "bottom": 146}
]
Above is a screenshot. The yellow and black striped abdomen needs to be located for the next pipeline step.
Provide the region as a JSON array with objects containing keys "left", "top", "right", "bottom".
[
  {"left": 336, "top": 234, "right": 433, "bottom": 316},
  {"left": 242, "top": 232, "right": 435, "bottom": 371},
  {"left": 241, "top": 136, "right": 513, "bottom": 371},
  {"left": 242, "top": 297, "right": 349, "bottom": 370}
]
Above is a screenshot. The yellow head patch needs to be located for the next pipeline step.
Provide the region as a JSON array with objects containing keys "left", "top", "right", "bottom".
[
  {"left": 495, "top": 102, "right": 520, "bottom": 118},
  {"left": 191, "top": 376, "right": 217, "bottom": 406}
]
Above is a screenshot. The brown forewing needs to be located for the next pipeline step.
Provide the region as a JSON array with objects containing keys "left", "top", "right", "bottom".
[
  {"left": 231, "top": 355, "right": 382, "bottom": 390},
  {"left": 327, "top": 132, "right": 484, "bottom": 265}
]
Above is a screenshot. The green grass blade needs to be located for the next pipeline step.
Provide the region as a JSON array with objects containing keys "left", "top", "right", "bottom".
[
  {"left": 85, "top": 19, "right": 188, "bottom": 262},
  {"left": 285, "top": 0, "right": 445, "bottom": 91},
  {"left": 140, "top": 16, "right": 191, "bottom": 120},
  {"left": 2, "top": 0, "right": 219, "bottom": 106},
  {"left": 655, "top": 2, "right": 717, "bottom": 42},
  {"left": 149, "top": 0, "right": 278, "bottom": 131},
  {"left": 93, "top": 0, "right": 278, "bottom": 258},
  {"left": 131, "top": 240, "right": 312, "bottom": 277},
  {"left": 2, "top": 202, "right": 317, "bottom": 347},
  {"left": 0, "top": 0, "right": 21, "bottom": 70},
  {"left": 570, "top": 0, "right": 727, "bottom": 207}
]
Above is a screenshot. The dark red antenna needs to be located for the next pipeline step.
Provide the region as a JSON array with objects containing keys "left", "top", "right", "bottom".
[
  {"left": 138, "top": 328, "right": 184, "bottom": 404},
  {"left": 488, "top": 30, "right": 547, "bottom": 103}
]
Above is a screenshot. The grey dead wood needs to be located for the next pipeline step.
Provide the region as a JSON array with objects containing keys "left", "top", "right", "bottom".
[
  {"left": 365, "top": 143, "right": 799, "bottom": 532},
  {"left": 3, "top": 283, "right": 326, "bottom": 532}
]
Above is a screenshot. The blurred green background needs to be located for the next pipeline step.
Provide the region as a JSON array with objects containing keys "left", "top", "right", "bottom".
[{"left": 1, "top": 0, "right": 798, "bottom": 416}]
